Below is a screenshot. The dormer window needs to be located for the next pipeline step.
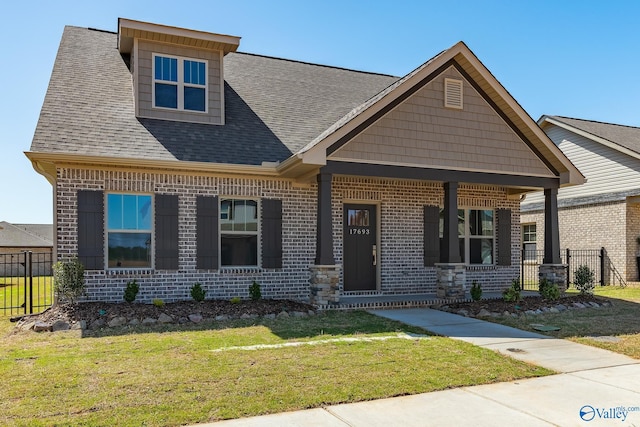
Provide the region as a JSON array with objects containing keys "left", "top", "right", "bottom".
[{"left": 153, "top": 54, "right": 207, "bottom": 112}]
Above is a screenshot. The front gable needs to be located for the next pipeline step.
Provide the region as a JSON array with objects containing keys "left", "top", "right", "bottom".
[{"left": 330, "top": 66, "right": 554, "bottom": 177}]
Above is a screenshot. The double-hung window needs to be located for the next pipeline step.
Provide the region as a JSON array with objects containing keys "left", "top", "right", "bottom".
[
  {"left": 153, "top": 54, "right": 207, "bottom": 112},
  {"left": 439, "top": 208, "right": 495, "bottom": 265},
  {"left": 106, "top": 193, "right": 153, "bottom": 268},
  {"left": 220, "top": 199, "right": 259, "bottom": 266},
  {"left": 522, "top": 224, "right": 537, "bottom": 261}
]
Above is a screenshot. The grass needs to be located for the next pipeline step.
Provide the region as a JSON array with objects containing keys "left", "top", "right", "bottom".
[
  {"left": 0, "top": 277, "right": 53, "bottom": 316},
  {"left": 488, "top": 286, "right": 640, "bottom": 359},
  {"left": 0, "top": 310, "right": 552, "bottom": 426}
]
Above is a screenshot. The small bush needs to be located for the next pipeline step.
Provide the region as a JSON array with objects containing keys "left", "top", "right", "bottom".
[
  {"left": 470, "top": 281, "right": 482, "bottom": 301},
  {"left": 502, "top": 278, "right": 522, "bottom": 303},
  {"left": 190, "top": 283, "right": 206, "bottom": 302},
  {"left": 249, "top": 281, "right": 262, "bottom": 301},
  {"left": 574, "top": 265, "right": 595, "bottom": 295},
  {"left": 538, "top": 278, "right": 560, "bottom": 301},
  {"left": 123, "top": 280, "right": 139, "bottom": 303},
  {"left": 153, "top": 298, "right": 164, "bottom": 308},
  {"left": 230, "top": 296, "right": 241, "bottom": 304},
  {"left": 52, "top": 258, "right": 85, "bottom": 304}
]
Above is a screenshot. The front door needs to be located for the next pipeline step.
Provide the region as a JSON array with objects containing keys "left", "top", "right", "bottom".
[{"left": 343, "top": 204, "right": 377, "bottom": 291}]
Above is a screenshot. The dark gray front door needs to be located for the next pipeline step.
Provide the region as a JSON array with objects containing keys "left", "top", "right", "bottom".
[{"left": 343, "top": 204, "right": 377, "bottom": 291}]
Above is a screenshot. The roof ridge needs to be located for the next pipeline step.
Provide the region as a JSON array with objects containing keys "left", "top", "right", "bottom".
[
  {"left": 553, "top": 115, "right": 640, "bottom": 131},
  {"left": 233, "top": 51, "right": 398, "bottom": 78}
]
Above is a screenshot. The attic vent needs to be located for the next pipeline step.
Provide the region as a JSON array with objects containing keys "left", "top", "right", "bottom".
[{"left": 444, "top": 78, "right": 463, "bottom": 109}]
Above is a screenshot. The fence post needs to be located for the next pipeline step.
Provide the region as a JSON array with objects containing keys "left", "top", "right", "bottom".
[
  {"left": 565, "top": 248, "right": 571, "bottom": 288},
  {"left": 600, "top": 247, "right": 606, "bottom": 287},
  {"left": 22, "top": 251, "right": 27, "bottom": 315},
  {"left": 27, "top": 251, "right": 33, "bottom": 314}
]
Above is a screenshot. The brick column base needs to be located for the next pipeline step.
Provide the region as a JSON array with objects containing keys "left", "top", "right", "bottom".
[
  {"left": 310, "top": 265, "right": 341, "bottom": 305},
  {"left": 435, "top": 263, "right": 466, "bottom": 299},
  {"left": 539, "top": 264, "right": 568, "bottom": 293}
]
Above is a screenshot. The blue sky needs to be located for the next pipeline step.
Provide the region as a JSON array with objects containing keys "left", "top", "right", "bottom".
[{"left": 2, "top": 0, "right": 639, "bottom": 224}]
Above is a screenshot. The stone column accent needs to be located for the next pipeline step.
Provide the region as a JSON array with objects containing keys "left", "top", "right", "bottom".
[
  {"left": 310, "top": 265, "right": 341, "bottom": 305},
  {"left": 539, "top": 264, "right": 568, "bottom": 293},
  {"left": 435, "top": 263, "right": 466, "bottom": 299}
]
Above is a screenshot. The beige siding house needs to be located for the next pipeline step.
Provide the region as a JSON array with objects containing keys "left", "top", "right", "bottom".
[
  {"left": 521, "top": 116, "right": 640, "bottom": 282},
  {"left": 27, "top": 18, "right": 583, "bottom": 306}
]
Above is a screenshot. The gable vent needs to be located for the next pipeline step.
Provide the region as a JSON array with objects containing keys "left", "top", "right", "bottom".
[{"left": 444, "top": 78, "right": 463, "bottom": 109}]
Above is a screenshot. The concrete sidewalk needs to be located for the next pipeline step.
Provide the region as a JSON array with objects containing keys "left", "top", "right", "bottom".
[{"left": 193, "top": 308, "right": 640, "bottom": 427}]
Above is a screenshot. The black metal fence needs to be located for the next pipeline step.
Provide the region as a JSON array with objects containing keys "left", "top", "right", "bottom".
[
  {"left": 0, "top": 251, "right": 54, "bottom": 316},
  {"left": 521, "top": 247, "right": 625, "bottom": 291}
]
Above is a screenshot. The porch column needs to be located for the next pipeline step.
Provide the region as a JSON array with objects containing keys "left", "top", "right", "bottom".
[
  {"left": 436, "top": 182, "right": 465, "bottom": 299},
  {"left": 540, "top": 187, "right": 567, "bottom": 292},
  {"left": 310, "top": 173, "right": 340, "bottom": 305},
  {"left": 543, "top": 187, "right": 561, "bottom": 264}
]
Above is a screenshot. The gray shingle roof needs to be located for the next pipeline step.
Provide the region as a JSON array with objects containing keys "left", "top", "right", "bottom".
[
  {"left": 548, "top": 116, "right": 640, "bottom": 156},
  {"left": 31, "top": 26, "right": 399, "bottom": 165},
  {"left": 0, "top": 222, "right": 53, "bottom": 247}
]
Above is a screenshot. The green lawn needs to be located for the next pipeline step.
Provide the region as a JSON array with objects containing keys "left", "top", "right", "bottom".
[
  {"left": 0, "top": 310, "right": 552, "bottom": 426},
  {"left": 0, "top": 277, "right": 53, "bottom": 316},
  {"left": 489, "top": 286, "right": 640, "bottom": 359}
]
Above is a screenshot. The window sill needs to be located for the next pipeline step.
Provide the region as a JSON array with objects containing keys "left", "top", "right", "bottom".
[
  {"left": 106, "top": 269, "right": 154, "bottom": 276},
  {"left": 220, "top": 266, "right": 262, "bottom": 274}
]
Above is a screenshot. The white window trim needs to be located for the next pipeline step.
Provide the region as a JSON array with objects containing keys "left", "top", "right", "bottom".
[
  {"left": 105, "top": 192, "right": 155, "bottom": 270},
  {"left": 219, "top": 197, "right": 261, "bottom": 269},
  {"left": 460, "top": 208, "right": 495, "bottom": 266},
  {"left": 152, "top": 53, "right": 208, "bottom": 114}
]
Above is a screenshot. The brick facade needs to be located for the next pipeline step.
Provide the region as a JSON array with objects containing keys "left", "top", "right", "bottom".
[
  {"left": 56, "top": 167, "right": 522, "bottom": 303},
  {"left": 521, "top": 200, "right": 636, "bottom": 281}
]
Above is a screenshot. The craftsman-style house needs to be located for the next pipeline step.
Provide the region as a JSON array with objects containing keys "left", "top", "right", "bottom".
[{"left": 27, "top": 18, "right": 583, "bottom": 305}]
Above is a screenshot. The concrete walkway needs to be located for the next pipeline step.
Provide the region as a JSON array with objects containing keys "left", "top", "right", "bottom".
[{"left": 193, "top": 308, "right": 640, "bottom": 427}]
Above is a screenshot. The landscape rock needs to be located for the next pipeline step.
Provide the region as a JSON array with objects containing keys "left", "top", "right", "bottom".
[
  {"left": 33, "top": 322, "right": 51, "bottom": 332},
  {"left": 456, "top": 309, "right": 469, "bottom": 317},
  {"left": 128, "top": 318, "right": 140, "bottom": 326},
  {"left": 108, "top": 317, "right": 128, "bottom": 328},
  {"left": 524, "top": 310, "right": 536, "bottom": 316},
  {"left": 555, "top": 304, "right": 567, "bottom": 312},
  {"left": 188, "top": 314, "right": 203, "bottom": 323},
  {"left": 142, "top": 317, "right": 157, "bottom": 325},
  {"left": 277, "top": 311, "right": 290, "bottom": 318},
  {"left": 549, "top": 307, "right": 560, "bottom": 314},
  {"left": 588, "top": 302, "right": 600, "bottom": 308},
  {"left": 572, "top": 302, "right": 586, "bottom": 309},
  {"left": 292, "top": 311, "right": 307, "bottom": 317},
  {"left": 215, "top": 315, "right": 229, "bottom": 321},
  {"left": 263, "top": 313, "right": 276, "bottom": 319},
  {"left": 477, "top": 308, "right": 491, "bottom": 317},
  {"left": 20, "top": 320, "right": 37, "bottom": 331},
  {"left": 90, "top": 318, "right": 105, "bottom": 330},
  {"left": 51, "top": 320, "right": 71, "bottom": 332},
  {"left": 158, "top": 313, "right": 173, "bottom": 323},
  {"left": 308, "top": 310, "right": 316, "bottom": 316}
]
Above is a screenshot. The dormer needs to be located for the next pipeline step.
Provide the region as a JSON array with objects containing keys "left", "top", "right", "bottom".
[{"left": 117, "top": 18, "right": 240, "bottom": 125}]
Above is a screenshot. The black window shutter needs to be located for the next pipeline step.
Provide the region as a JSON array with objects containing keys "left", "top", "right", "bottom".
[
  {"left": 77, "top": 190, "right": 104, "bottom": 270},
  {"left": 196, "top": 195, "right": 219, "bottom": 269},
  {"left": 424, "top": 205, "right": 440, "bottom": 267},
  {"left": 497, "top": 208, "right": 512, "bottom": 266},
  {"left": 262, "top": 199, "right": 283, "bottom": 269},
  {"left": 155, "top": 194, "right": 179, "bottom": 270}
]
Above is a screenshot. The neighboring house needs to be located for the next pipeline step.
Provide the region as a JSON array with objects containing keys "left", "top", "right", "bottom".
[
  {"left": 0, "top": 221, "right": 53, "bottom": 276},
  {"left": 26, "top": 18, "right": 583, "bottom": 305},
  {"left": 521, "top": 116, "right": 640, "bottom": 282}
]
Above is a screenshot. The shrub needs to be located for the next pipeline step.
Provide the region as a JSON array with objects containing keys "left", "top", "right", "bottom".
[
  {"left": 502, "top": 278, "right": 522, "bottom": 303},
  {"left": 123, "top": 280, "right": 139, "bottom": 303},
  {"left": 190, "top": 283, "right": 206, "bottom": 302},
  {"left": 574, "top": 264, "right": 595, "bottom": 295},
  {"left": 52, "top": 258, "right": 85, "bottom": 304},
  {"left": 470, "top": 281, "right": 482, "bottom": 301},
  {"left": 538, "top": 278, "right": 560, "bottom": 301},
  {"left": 249, "top": 281, "right": 262, "bottom": 301},
  {"left": 153, "top": 298, "right": 164, "bottom": 308},
  {"left": 230, "top": 296, "right": 241, "bottom": 304}
]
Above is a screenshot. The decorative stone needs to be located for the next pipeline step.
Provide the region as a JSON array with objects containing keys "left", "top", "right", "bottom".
[
  {"left": 456, "top": 309, "right": 469, "bottom": 317},
  {"left": 240, "top": 313, "right": 252, "bottom": 319},
  {"left": 292, "top": 311, "right": 307, "bottom": 317},
  {"left": 188, "top": 314, "right": 203, "bottom": 323},
  {"left": 555, "top": 304, "right": 567, "bottom": 312},
  {"left": 158, "top": 313, "right": 173, "bottom": 323},
  {"left": 435, "top": 263, "right": 466, "bottom": 299},
  {"left": 142, "top": 317, "right": 157, "bottom": 325},
  {"left": 108, "top": 317, "right": 127, "bottom": 327},
  {"left": 524, "top": 310, "right": 536, "bottom": 316},
  {"left": 588, "top": 302, "right": 600, "bottom": 308},
  {"left": 477, "top": 308, "right": 491, "bottom": 317},
  {"left": 538, "top": 264, "right": 568, "bottom": 293},
  {"left": 263, "top": 313, "right": 276, "bottom": 319},
  {"left": 549, "top": 307, "right": 560, "bottom": 314},
  {"left": 52, "top": 320, "right": 70, "bottom": 332},
  {"left": 215, "top": 315, "right": 229, "bottom": 321},
  {"left": 277, "top": 311, "right": 289, "bottom": 318},
  {"left": 90, "top": 318, "right": 105, "bottom": 329},
  {"left": 503, "top": 311, "right": 511, "bottom": 317},
  {"left": 128, "top": 318, "right": 140, "bottom": 326},
  {"left": 21, "top": 321, "right": 36, "bottom": 331},
  {"left": 572, "top": 302, "right": 586, "bottom": 309},
  {"left": 71, "top": 320, "right": 86, "bottom": 330},
  {"left": 33, "top": 321, "right": 51, "bottom": 332},
  {"left": 310, "top": 265, "right": 341, "bottom": 305},
  {"left": 308, "top": 310, "right": 316, "bottom": 316}
]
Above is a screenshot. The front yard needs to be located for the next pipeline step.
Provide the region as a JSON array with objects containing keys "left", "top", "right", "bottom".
[{"left": 1, "top": 310, "right": 551, "bottom": 426}]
